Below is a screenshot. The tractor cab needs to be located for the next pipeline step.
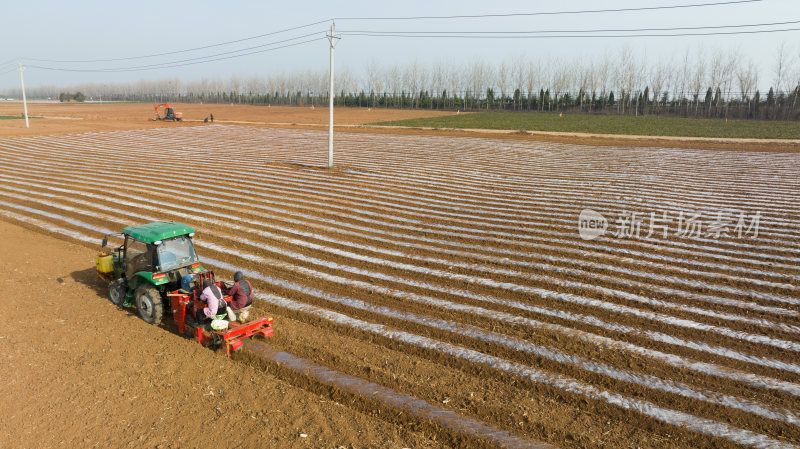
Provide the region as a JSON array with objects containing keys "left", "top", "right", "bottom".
[
  {"left": 96, "top": 221, "right": 273, "bottom": 355},
  {"left": 122, "top": 233, "right": 200, "bottom": 284},
  {"left": 98, "top": 222, "right": 201, "bottom": 299}
]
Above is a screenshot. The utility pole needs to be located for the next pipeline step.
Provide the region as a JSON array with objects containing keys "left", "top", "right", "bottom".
[
  {"left": 18, "top": 61, "right": 29, "bottom": 128},
  {"left": 326, "top": 22, "right": 340, "bottom": 168}
]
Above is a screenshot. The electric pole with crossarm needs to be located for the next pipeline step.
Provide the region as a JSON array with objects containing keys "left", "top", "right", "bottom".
[
  {"left": 326, "top": 22, "right": 340, "bottom": 168},
  {"left": 18, "top": 61, "right": 29, "bottom": 128}
]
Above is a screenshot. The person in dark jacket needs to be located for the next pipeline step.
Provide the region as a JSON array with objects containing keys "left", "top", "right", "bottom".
[{"left": 227, "top": 271, "right": 253, "bottom": 322}]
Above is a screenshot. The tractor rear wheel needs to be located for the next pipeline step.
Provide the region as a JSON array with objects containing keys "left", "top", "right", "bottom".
[
  {"left": 135, "top": 285, "right": 164, "bottom": 325},
  {"left": 108, "top": 278, "right": 126, "bottom": 305}
]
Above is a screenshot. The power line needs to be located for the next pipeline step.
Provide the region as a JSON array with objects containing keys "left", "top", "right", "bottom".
[
  {"left": 5, "top": 0, "right": 775, "bottom": 80},
  {"left": 23, "top": 19, "right": 331, "bottom": 64},
  {"left": 9, "top": 0, "right": 767, "bottom": 76},
  {"left": 28, "top": 32, "right": 324, "bottom": 72},
  {"left": 343, "top": 27, "right": 800, "bottom": 39},
  {"left": 335, "top": 0, "right": 761, "bottom": 20},
  {"left": 27, "top": 38, "right": 325, "bottom": 73},
  {"left": 340, "top": 19, "right": 800, "bottom": 35},
  {"left": 0, "top": 67, "right": 18, "bottom": 76}
]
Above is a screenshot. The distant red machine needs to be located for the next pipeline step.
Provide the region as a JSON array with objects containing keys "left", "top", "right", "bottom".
[{"left": 153, "top": 103, "right": 183, "bottom": 121}]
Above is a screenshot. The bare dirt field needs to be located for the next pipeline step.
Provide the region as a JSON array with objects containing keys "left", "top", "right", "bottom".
[
  {"left": 2, "top": 101, "right": 797, "bottom": 152},
  {"left": 0, "top": 102, "right": 453, "bottom": 137},
  {"left": 1, "top": 104, "right": 799, "bottom": 448}
]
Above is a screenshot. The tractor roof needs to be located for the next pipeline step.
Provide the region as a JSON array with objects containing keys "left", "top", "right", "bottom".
[{"left": 122, "top": 221, "right": 195, "bottom": 243}]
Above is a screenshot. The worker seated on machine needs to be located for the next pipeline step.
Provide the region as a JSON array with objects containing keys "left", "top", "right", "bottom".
[
  {"left": 226, "top": 271, "right": 254, "bottom": 323},
  {"left": 195, "top": 279, "right": 229, "bottom": 322}
]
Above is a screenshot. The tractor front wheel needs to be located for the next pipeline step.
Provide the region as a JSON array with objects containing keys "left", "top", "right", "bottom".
[
  {"left": 108, "top": 278, "right": 126, "bottom": 305},
  {"left": 135, "top": 285, "right": 164, "bottom": 325}
]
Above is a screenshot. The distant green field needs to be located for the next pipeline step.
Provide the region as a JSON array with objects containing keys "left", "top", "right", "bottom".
[
  {"left": 376, "top": 112, "right": 800, "bottom": 140},
  {"left": 0, "top": 115, "right": 41, "bottom": 120}
]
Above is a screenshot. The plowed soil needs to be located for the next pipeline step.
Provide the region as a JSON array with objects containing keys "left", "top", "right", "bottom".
[
  {"left": 0, "top": 103, "right": 798, "bottom": 449},
  {"left": 0, "top": 219, "right": 447, "bottom": 449}
]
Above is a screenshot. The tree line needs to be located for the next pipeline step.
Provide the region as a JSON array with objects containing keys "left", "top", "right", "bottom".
[{"left": 4, "top": 45, "right": 800, "bottom": 120}]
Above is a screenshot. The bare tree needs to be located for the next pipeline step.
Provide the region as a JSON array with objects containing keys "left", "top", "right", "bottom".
[
  {"left": 430, "top": 60, "right": 445, "bottom": 107},
  {"left": 586, "top": 59, "right": 602, "bottom": 112},
  {"left": 512, "top": 55, "right": 525, "bottom": 111},
  {"left": 497, "top": 61, "right": 510, "bottom": 110},
  {"left": 774, "top": 41, "right": 789, "bottom": 96},
  {"left": 387, "top": 64, "right": 401, "bottom": 107},
  {"left": 577, "top": 60, "right": 592, "bottom": 112},
  {"left": 364, "top": 60, "right": 381, "bottom": 107},
  {"left": 417, "top": 62, "right": 429, "bottom": 108},
  {"left": 719, "top": 50, "right": 739, "bottom": 117},
  {"left": 468, "top": 59, "right": 492, "bottom": 110},
  {"left": 689, "top": 47, "right": 706, "bottom": 116},
  {"left": 403, "top": 60, "right": 422, "bottom": 108},
  {"left": 550, "top": 58, "right": 570, "bottom": 111},
  {"left": 649, "top": 59, "right": 668, "bottom": 115},
  {"left": 525, "top": 60, "right": 541, "bottom": 111},
  {"left": 737, "top": 59, "right": 758, "bottom": 117},
  {"left": 614, "top": 48, "right": 636, "bottom": 114},
  {"left": 445, "top": 62, "right": 463, "bottom": 109},
  {"left": 791, "top": 44, "right": 800, "bottom": 116},
  {"left": 595, "top": 56, "right": 611, "bottom": 111}
]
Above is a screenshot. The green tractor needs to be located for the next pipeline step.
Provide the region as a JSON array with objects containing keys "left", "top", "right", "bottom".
[
  {"left": 96, "top": 221, "right": 274, "bottom": 355},
  {"left": 97, "top": 221, "right": 204, "bottom": 324}
]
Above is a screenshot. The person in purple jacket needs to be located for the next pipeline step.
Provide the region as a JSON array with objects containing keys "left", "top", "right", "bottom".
[
  {"left": 227, "top": 271, "right": 253, "bottom": 323},
  {"left": 196, "top": 279, "right": 226, "bottom": 321}
]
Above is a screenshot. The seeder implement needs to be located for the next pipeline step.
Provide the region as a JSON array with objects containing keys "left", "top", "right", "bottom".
[
  {"left": 167, "top": 270, "right": 272, "bottom": 356},
  {"left": 169, "top": 284, "right": 273, "bottom": 356},
  {"left": 215, "top": 316, "right": 274, "bottom": 356}
]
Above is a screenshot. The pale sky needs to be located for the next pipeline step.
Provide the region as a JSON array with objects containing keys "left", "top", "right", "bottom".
[{"left": 0, "top": 0, "right": 797, "bottom": 90}]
